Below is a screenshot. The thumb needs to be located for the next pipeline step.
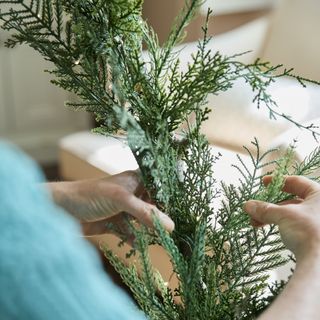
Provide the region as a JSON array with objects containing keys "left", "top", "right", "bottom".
[{"left": 244, "top": 200, "right": 285, "bottom": 225}]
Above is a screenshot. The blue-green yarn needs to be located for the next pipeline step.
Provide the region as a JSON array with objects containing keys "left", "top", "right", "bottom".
[{"left": 0, "top": 142, "right": 145, "bottom": 320}]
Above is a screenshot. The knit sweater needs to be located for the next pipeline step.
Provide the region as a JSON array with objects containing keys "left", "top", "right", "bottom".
[{"left": 0, "top": 142, "right": 145, "bottom": 320}]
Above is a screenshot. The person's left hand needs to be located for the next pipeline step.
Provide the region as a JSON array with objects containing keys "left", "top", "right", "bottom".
[
  {"left": 48, "top": 171, "right": 174, "bottom": 241},
  {"left": 244, "top": 175, "right": 320, "bottom": 261}
]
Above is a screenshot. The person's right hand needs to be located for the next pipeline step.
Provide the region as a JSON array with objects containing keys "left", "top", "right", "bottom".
[
  {"left": 244, "top": 175, "right": 320, "bottom": 261},
  {"left": 48, "top": 171, "right": 174, "bottom": 244}
]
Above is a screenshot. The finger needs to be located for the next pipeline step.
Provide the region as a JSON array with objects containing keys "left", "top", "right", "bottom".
[
  {"left": 282, "top": 176, "right": 319, "bottom": 199},
  {"left": 262, "top": 175, "right": 273, "bottom": 187},
  {"left": 82, "top": 213, "right": 128, "bottom": 236},
  {"left": 278, "top": 198, "right": 304, "bottom": 206},
  {"left": 82, "top": 214, "right": 136, "bottom": 246},
  {"left": 105, "top": 213, "right": 132, "bottom": 235},
  {"left": 122, "top": 195, "right": 175, "bottom": 232},
  {"left": 244, "top": 200, "right": 287, "bottom": 225},
  {"left": 262, "top": 175, "right": 319, "bottom": 199},
  {"left": 104, "top": 213, "right": 136, "bottom": 247},
  {"left": 110, "top": 170, "right": 142, "bottom": 194}
]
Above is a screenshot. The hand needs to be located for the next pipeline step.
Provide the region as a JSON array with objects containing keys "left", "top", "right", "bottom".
[
  {"left": 244, "top": 175, "right": 320, "bottom": 261},
  {"left": 48, "top": 171, "right": 174, "bottom": 241}
]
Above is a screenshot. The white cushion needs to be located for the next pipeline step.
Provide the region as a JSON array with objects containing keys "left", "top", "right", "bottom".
[{"left": 59, "top": 132, "right": 138, "bottom": 175}]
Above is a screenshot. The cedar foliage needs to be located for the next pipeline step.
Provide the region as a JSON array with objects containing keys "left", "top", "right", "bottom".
[{"left": 1, "top": 1, "right": 320, "bottom": 318}]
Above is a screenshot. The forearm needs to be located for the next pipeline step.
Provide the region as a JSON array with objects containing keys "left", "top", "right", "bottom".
[{"left": 258, "top": 253, "right": 320, "bottom": 320}]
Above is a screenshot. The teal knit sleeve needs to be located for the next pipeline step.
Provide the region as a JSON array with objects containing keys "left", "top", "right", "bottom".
[{"left": 0, "top": 142, "right": 146, "bottom": 320}]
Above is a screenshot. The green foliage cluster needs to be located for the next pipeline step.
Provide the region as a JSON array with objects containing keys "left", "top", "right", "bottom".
[{"left": 1, "top": 0, "right": 320, "bottom": 319}]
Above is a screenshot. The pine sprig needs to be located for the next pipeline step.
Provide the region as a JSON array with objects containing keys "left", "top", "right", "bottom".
[
  {"left": 293, "top": 146, "right": 320, "bottom": 179},
  {"left": 157, "top": 0, "right": 204, "bottom": 78}
]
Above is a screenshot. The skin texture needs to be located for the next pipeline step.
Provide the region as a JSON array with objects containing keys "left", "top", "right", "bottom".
[
  {"left": 244, "top": 175, "right": 320, "bottom": 320},
  {"left": 48, "top": 171, "right": 174, "bottom": 243}
]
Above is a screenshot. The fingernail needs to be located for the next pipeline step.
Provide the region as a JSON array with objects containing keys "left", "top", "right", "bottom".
[
  {"left": 244, "top": 201, "right": 258, "bottom": 215},
  {"left": 159, "top": 212, "right": 175, "bottom": 232}
]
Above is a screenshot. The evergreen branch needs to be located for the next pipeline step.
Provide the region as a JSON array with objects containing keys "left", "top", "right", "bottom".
[
  {"left": 103, "top": 247, "right": 152, "bottom": 309},
  {"left": 293, "top": 146, "right": 320, "bottom": 178},
  {"left": 134, "top": 228, "right": 157, "bottom": 298},
  {"left": 157, "top": 0, "right": 203, "bottom": 77},
  {"left": 184, "top": 222, "right": 207, "bottom": 318},
  {"left": 2, "top": 1, "right": 320, "bottom": 318},
  {"left": 153, "top": 216, "right": 188, "bottom": 281},
  {"left": 153, "top": 270, "right": 179, "bottom": 319},
  {"left": 218, "top": 142, "right": 294, "bottom": 294},
  {"left": 133, "top": 226, "right": 175, "bottom": 319}
]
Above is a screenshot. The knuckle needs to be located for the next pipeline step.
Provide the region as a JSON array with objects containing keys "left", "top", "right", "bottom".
[
  {"left": 140, "top": 204, "right": 153, "bottom": 222},
  {"left": 109, "top": 186, "right": 133, "bottom": 210},
  {"left": 254, "top": 202, "right": 271, "bottom": 221},
  {"left": 146, "top": 203, "right": 157, "bottom": 215},
  {"left": 110, "top": 184, "right": 127, "bottom": 199},
  {"left": 125, "top": 170, "right": 138, "bottom": 178},
  {"left": 124, "top": 170, "right": 140, "bottom": 182},
  {"left": 261, "top": 202, "right": 272, "bottom": 213}
]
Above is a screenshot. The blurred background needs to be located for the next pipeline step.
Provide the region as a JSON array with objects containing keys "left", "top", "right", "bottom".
[{"left": 0, "top": 0, "right": 319, "bottom": 181}]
